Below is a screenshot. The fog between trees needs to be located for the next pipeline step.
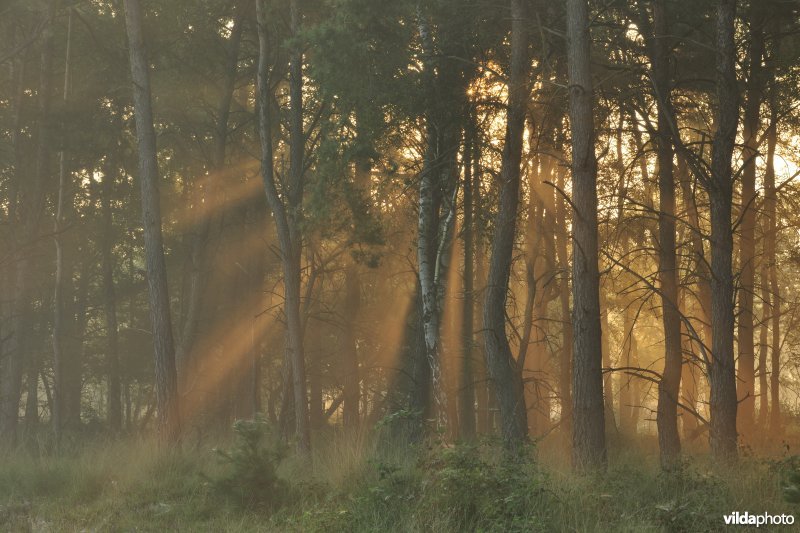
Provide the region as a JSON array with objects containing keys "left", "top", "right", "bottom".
[{"left": 4, "top": 0, "right": 800, "bottom": 477}]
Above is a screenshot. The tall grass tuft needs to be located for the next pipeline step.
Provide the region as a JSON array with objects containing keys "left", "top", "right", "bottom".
[{"left": 0, "top": 426, "right": 794, "bottom": 532}]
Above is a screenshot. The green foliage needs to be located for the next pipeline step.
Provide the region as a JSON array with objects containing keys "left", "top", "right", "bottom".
[
  {"left": 375, "top": 407, "right": 423, "bottom": 431},
  {"left": 769, "top": 455, "right": 800, "bottom": 503},
  {"left": 418, "top": 443, "right": 549, "bottom": 532},
  {"left": 291, "top": 441, "right": 551, "bottom": 533},
  {"left": 650, "top": 464, "right": 728, "bottom": 532},
  {"left": 209, "top": 417, "right": 291, "bottom": 510},
  {"left": 0, "top": 435, "right": 794, "bottom": 532},
  {"left": 374, "top": 408, "right": 428, "bottom": 451},
  {"left": 291, "top": 454, "right": 421, "bottom": 532}
]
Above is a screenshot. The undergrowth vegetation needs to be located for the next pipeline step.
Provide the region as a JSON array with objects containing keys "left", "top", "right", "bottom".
[
  {"left": 209, "top": 418, "right": 291, "bottom": 510},
  {"left": 0, "top": 425, "right": 796, "bottom": 532}
]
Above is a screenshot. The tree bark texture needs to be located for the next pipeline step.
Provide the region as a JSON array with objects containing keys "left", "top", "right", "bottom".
[
  {"left": 483, "top": 0, "right": 530, "bottom": 450},
  {"left": 256, "top": 0, "right": 311, "bottom": 454},
  {"left": 123, "top": 0, "right": 181, "bottom": 444},
  {"left": 647, "top": 0, "right": 683, "bottom": 468},
  {"left": 708, "top": 0, "right": 739, "bottom": 463},
  {"left": 736, "top": 1, "right": 765, "bottom": 442},
  {"left": 566, "top": 0, "right": 606, "bottom": 470},
  {"left": 415, "top": 8, "right": 464, "bottom": 432}
]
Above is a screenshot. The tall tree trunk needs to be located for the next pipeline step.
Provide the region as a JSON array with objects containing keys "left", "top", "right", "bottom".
[
  {"left": 342, "top": 263, "right": 361, "bottom": 430},
  {"left": 765, "top": 89, "right": 781, "bottom": 435},
  {"left": 459, "top": 115, "right": 477, "bottom": 441},
  {"left": 255, "top": 0, "right": 311, "bottom": 454},
  {"left": 340, "top": 144, "right": 371, "bottom": 430},
  {"left": 646, "top": 0, "right": 682, "bottom": 468},
  {"left": 757, "top": 260, "right": 769, "bottom": 431},
  {"left": 101, "top": 163, "right": 122, "bottom": 432},
  {"left": 566, "top": 0, "right": 606, "bottom": 470},
  {"left": 751, "top": 69, "right": 773, "bottom": 433},
  {"left": 417, "top": 164, "right": 458, "bottom": 432},
  {"left": 123, "top": 0, "right": 181, "bottom": 444},
  {"left": 708, "top": 0, "right": 739, "bottom": 463},
  {"left": 408, "top": 286, "right": 433, "bottom": 441},
  {"left": 758, "top": 16, "right": 781, "bottom": 437},
  {"left": 554, "top": 145, "right": 572, "bottom": 436},
  {"left": 736, "top": 2, "right": 765, "bottom": 442},
  {"left": 385, "top": 285, "right": 431, "bottom": 443},
  {"left": 483, "top": 0, "right": 529, "bottom": 451},
  {"left": 286, "top": 0, "right": 310, "bottom": 454},
  {"left": 415, "top": 6, "right": 467, "bottom": 434},
  {"left": 52, "top": 8, "right": 74, "bottom": 442}
]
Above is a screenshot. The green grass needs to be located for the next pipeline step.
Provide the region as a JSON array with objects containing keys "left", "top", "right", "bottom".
[{"left": 0, "top": 430, "right": 795, "bottom": 532}]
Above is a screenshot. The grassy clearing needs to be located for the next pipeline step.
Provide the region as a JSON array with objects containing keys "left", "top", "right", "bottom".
[{"left": 0, "top": 428, "right": 796, "bottom": 532}]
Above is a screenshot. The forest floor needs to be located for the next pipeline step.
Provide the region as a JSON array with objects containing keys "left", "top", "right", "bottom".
[{"left": 1, "top": 424, "right": 799, "bottom": 532}]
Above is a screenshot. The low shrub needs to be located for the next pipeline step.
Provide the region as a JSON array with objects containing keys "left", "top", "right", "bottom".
[
  {"left": 419, "top": 443, "right": 550, "bottom": 532},
  {"left": 209, "top": 417, "right": 291, "bottom": 511}
]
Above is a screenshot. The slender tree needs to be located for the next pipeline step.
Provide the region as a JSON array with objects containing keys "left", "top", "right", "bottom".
[
  {"left": 459, "top": 112, "right": 477, "bottom": 441},
  {"left": 566, "top": 0, "right": 606, "bottom": 470},
  {"left": 765, "top": 76, "right": 781, "bottom": 434},
  {"left": 52, "top": 7, "right": 73, "bottom": 441},
  {"left": 736, "top": 1, "right": 766, "bottom": 442},
  {"left": 642, "top": 0, "right": 683, "bottom": 468},
  {"left": 483, "top": 0, "right": 530, "bottom": 450},
  {"left": 123, "top": 0, "right": 181, "bottom": 443},
  {"left": 415, "top": 5, "right": 465, "bottom": 430},
  {"left": 101, "top": 160, "right": 122, "bottom": 433},
  {"left": 708, "top": 0, "right": 739, "bottom": 462},
  {"left": 554, "top": 136, "right": 573, "bottom": 435},
  {"left": 255, "top": 0, "right": 311, "bottom": 454}
]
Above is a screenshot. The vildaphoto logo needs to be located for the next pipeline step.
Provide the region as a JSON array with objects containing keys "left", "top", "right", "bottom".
[{"left": 723, "top": 512, "right": 795, "bottom": 527}]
